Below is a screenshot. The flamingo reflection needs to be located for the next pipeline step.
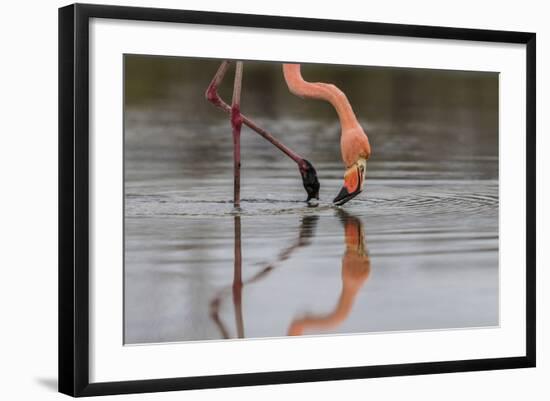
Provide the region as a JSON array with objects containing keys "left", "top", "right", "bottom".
[
  {"left": 209, "top": 211, "right": 370, "bottom": 339},
  {"left": 287, "top": 211, "right": 370, "bottom": 336}
]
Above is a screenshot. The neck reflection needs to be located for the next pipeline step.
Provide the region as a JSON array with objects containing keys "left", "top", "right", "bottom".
[{"left": 288, "top": 210, "right": 370, "bottom": 336}]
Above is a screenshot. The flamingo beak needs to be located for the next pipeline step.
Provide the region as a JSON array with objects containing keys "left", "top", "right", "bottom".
[{"left": 333, "top": 158, "right": 367, "bottom": 206}]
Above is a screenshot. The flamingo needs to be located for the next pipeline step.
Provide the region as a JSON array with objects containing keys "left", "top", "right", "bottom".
[{"left": 206, "top": 61, "right": 371, "bottom": 206}]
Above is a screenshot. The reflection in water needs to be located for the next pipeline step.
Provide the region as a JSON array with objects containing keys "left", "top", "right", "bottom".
[
  {"left": 288, "top": 211, "right": 370, "bottom": 336},
  {"left": 210, "top": 211, "right": 370, "bottom": 339}
]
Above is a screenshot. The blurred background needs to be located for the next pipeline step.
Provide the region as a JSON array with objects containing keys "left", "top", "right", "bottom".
[{"left": 124, "top": 55, "right": 499, "bottom": 344}]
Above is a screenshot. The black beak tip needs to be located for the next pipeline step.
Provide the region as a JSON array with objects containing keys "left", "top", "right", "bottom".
[{"left": 333, "top": 187, "right": 361, "bottom": 206}]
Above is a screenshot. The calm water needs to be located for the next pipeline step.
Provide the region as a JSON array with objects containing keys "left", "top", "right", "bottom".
[{"left": 124, "top": 56, "right": 499, "bottom": 344}]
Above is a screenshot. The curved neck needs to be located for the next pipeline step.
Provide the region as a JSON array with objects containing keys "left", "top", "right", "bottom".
[{"left": 282, "top": 64, "right": 360, "bottom": 132}]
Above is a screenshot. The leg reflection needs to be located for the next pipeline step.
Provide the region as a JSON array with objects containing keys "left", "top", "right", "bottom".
[
  {"left": 209, "top": 215, "right": 319, "bottom": 339},
  {"left": 232, "top": 216, "right": 244, "bottom": 338},
  {"left": 209, "top": 216, "right": 245, "bottom": 339},
  {"left": 287, "top": 210, "right": 370, "bottom": 336}
]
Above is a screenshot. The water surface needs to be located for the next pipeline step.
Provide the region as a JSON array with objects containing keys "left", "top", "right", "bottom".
[{"left": 124, "top": 57, "right": 499, "bottom": 344}]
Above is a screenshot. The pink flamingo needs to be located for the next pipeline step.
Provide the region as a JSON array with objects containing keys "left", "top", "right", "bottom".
[{"left": 206, "top": 61, "right": 371, "bottom": 206}]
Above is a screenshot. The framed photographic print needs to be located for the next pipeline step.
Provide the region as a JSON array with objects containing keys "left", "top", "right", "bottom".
[{"left": 58, "top": 3, "right": 536, "bottom": 397}]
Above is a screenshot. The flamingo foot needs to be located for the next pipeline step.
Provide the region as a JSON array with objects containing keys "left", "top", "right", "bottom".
[{"left": 299, "top": 159, "right": 320, "bottom": 202}]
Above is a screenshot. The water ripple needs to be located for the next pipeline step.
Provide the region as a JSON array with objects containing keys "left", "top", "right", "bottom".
[{"left": 125, "top": 181, "right": 498, "bottom": 219}]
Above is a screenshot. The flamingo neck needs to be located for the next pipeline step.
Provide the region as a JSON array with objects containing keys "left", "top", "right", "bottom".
[{"left": 282, "top": 64, "right": 360, "bottom": 133}]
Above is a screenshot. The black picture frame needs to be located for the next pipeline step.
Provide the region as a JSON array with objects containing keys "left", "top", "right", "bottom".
[{"left": 59, "top": 3, "right": 536, "bottom": 397}]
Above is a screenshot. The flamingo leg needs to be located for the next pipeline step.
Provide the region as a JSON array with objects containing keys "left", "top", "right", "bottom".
[
  {"left": 231, "top": 62, "right": 243, "bottom": 206},
  {"left": 206, "top": 61, "right": 320, "bottom": 201}
]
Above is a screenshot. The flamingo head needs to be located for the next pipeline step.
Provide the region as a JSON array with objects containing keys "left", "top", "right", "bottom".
[
  {"left": 299, "top": 159, "right": 320, "bottom": 201},
  {"left": 333, "top": 158, "right": 367, "bottom": 206}
]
